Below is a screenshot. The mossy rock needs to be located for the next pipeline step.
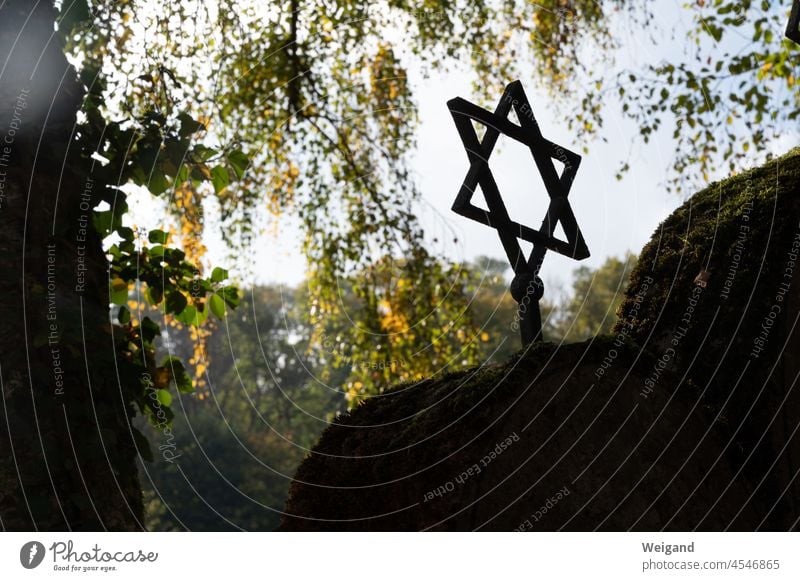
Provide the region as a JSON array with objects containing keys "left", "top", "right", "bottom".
[
  {"left": 281, "top": 149, "right": 800, "bottom": 531},
  {"left": 615, "top": 147, "right": 800, "bottom": 529}
]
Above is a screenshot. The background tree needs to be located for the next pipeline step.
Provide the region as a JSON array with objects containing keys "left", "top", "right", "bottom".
[
  {"left": 141, "top": 254, "right": 634, "bottom": 529},
  {"left": 558, "top": 253, "right": 637, "bottom": 342},
  {"left": 0, "top": 0, "right": 240, "bottom": 530},
  {"left": 141, "top": 286, "right": 343, "bottom": 530},
  {"left": 0, "top": 1, "right": 145, "bottom": 530},
  {"left": 570, "top": 1, "right": 798, "bottom": 193}
]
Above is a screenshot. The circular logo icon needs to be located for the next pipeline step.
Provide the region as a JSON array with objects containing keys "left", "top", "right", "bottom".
[{"left": 19, "top": 541, "right": 45, "bottom": 569}]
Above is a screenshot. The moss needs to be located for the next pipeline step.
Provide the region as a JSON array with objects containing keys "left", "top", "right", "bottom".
[
  {"left": 617, "top": 148, "right": 800, "bottom": 353},
  {"left": 282, "top": 341, "right": 759, "bottom": 530},
  {"left": 614, "top": 149, "right": 800, "bottom": 524}
]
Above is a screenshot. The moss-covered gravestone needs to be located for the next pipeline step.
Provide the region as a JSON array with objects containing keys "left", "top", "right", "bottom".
[{"left": 281, "top": 149, "right": 800, "bottom": 531}]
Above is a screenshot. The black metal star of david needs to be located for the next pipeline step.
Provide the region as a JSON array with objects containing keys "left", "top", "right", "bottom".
[
  {"left": 448, "top": 80, "right": 590, "bottom": 346},
  {"left": 788, "top": 0, "right": 800, "bottom": 44}
]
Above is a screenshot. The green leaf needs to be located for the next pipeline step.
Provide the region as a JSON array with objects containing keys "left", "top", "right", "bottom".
[
  {"left": 118, "top": 306, "right": 131, "bottom": 324},
  {"left": 227, "top": 149, "right": 249, "bottom": 179},
  {"left": 210, "top": 165, "right": 229, "bottom": 193},
  {"left": 163, "top": 247, "right": 186, "bottom": 266},
  {"left": 178, "top": 112, "right": 204, "bottom": 137},
  {"left": 57, "top": 0, "right": 91, "bottom": 35},
  {"left": 145, "top": 284, "right": 163, "bottom": 305},
  {"left": 148, "top": 245, "right": 165, "bottom": 258},
  {"left": 164, "top": 139, "right": 188, "bottom": 171},
  {"left": 209, "top": 293, "right": 226, "bottom": 319},
  {"left": 148, "top": 168, "right": 171, "bottom": 195},
  {"left": 110, "top": 277, "right": 129, "bottom": 305},
  {"left": 157, "top": 389, "right": 173, "bottom": 407},
  {"left": 162, "top": 356, "right": 194, "bottom": 393},
  {"left": 93, "top": 210, "right": 113, "bottom": 236},
  {"left": 176, "top": 373, "right": 193, "bottom": 393},
  {"left": 141, "top": 317, "right": 161, "bottom": 343},
  {"left": 177, "top": 164, "right": 189, "bottom": 184},
  {"left": 102, "top": 195, "right": 129, "bottom": 234},
  {"left": 193, "top": 303, "right": 209, "bottom": 326},
  {"left": 220, "top": 285, "right": 241, "bottom": 308},
  {"left": 175, "top": 304, "right": 197, "bottom": 325},
  {"left": 192, "top": 145, "right": 218, "bottom": 162},
  {"left": 118, "top": 227, "right": 135, "bottom": 242},
  {"left": 148, "top": 229, "right": 168, "bottom": 244},
  {"left": 211, "top": 266, "right": 228, "bottom": 283},
  {"left": 165, "top": 291, "right": 188, "bottom": 314}
]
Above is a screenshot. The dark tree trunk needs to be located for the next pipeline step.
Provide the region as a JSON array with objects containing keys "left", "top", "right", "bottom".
[{"left": 0, "top": 0, "right": 143, "bottom": 530}]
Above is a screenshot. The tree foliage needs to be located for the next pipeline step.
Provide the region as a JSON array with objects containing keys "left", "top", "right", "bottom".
[
  {"left": 571, "top": 1, "right": 798, "bottom": 192},
  {"left": 57, "top": 0, "right": 635, "bottom": 409},
  {"left": 55, "top": 5, "right": 243, "bottom": 454},
  {"left": 141, "top": 287, "right": 343, "bottom": 530},
  {"left": 54, "top": 0, "right": 795, "bottom": 426},
  {"left": 558, "top": 253, "right": 637, "bottom": 342}
]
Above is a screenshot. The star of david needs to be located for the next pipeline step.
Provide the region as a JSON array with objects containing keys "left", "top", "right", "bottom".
[
  {"left": 447, "top": 80, "right": 590, "bottom": 278},
  {"left": 788, "top": 0, "right": 800, "bottom": 44},
  {"left": 448, "top": 80, "right": 590, "bottom": 345}
]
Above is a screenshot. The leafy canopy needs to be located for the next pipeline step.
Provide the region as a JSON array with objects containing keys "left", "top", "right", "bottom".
[{"left": 56, "top": 0, "right": 798, "bottom": 409}]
